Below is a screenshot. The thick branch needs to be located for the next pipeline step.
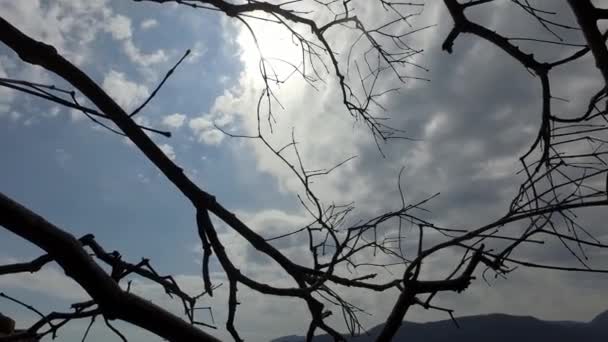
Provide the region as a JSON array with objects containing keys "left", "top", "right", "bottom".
[
  {"left": 567, "top": 0, "right": 608, "bottom": 85},
  {"left": 0, "top": 192, "right": 220, "bottom": 342},
  {"left": 0, "top": 15, "right": 305, "bottom": 288},
  {"left": 442, "top": 0, "right": 543, "bottom": 71}
]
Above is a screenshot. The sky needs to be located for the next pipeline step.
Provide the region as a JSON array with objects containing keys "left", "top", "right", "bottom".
[{"left": 1, "top": 0, "right": 608, "bottom": 341}]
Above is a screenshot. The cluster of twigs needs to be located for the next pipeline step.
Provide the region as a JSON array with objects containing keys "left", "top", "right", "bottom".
[{"left": 0, "top": 1, "right": 607, "bottom": 342}]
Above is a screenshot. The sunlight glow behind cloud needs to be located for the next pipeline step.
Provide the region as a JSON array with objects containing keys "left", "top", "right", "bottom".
[{"left": 1, "top": 1, "right": 608, "bottom": 342}]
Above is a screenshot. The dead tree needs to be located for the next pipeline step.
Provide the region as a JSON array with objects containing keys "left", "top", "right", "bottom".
[{"left": 0, "top": 1, "right": 607, "bottom": 341}]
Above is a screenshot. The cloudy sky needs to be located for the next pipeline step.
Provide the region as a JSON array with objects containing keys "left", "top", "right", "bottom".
[{"left": 1, "top": 0, "right": 608, "bottom": 341}]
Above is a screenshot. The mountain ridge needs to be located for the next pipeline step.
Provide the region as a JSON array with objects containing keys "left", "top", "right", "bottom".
[{"left": 272, "top": 309, "right": 608, "bottom": 342}]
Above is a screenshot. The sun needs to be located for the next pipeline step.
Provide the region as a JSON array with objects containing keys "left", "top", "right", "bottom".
[{"left": 236, "top": 16, "right": 319, "bottom": 84}]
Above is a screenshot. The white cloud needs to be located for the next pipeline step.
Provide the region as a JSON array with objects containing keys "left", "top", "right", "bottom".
[
  {"left": 186, "top": 41, "right": 207, "bottom": 64},
  {"left": 105, "top": 14, "right": 167, "bottom": 67},
  {"left": 102, "top": 70, "right": 149, "bottom": 111},
  {"left": 9, "top": 111, "right": 21, "bottom": 122},
  {"left": 123, "top": 40, "right": 168, "bottom": 67},
  {"left": 159, "top": 143, "right": 176, "bottom": 161},
  {"left": 474, "top": 155, "right": 519, "bottom": 180},
  {"left": 106, "top": 14, "right": 132, "bottom": 40},
  {"left": 0, "top": 0, "right": 113, "bottom": 65},
  {"left": 189, "top": 116, "right": 213, "bottom": 131},
  {"left": 424, "top": 112, "right": 449, "bottom": 138},
  {"left": 46, "top": 106, "right": 61, "bottom": 118},
  {"left": 3, "top": 1, "right": 608, "bottom": 341},
  {"left": 140, "top": 18, "right": 158, "bottom": 30},
  {"left": 196, "top": 1, "right": 608, "bottom": 338},
  {"left": 162, "top": 113, "right": 187, "bottom": 129},
  {"left": 188, "top": 114, "right": 227, "bottom": 145},
  {"left": 199, "top": 129, "right": 224, "bottom": 145}
]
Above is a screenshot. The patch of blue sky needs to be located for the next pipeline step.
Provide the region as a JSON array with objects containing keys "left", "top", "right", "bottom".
[{"left": 0, "top": 1, "right": 296, "bottom": 284}]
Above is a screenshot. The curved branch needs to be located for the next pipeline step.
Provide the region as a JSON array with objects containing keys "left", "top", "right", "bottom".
[{"left": 0, "top": 191, "right": 221, "bottom": 342}]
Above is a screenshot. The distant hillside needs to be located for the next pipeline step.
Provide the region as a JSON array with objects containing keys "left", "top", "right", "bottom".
[{"left": 272, "top": 310, "right": 608, "bottom": 342}]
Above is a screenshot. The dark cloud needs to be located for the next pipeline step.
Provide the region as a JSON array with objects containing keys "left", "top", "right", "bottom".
[
  {"left": 226, "top": 1, "right": 608, "bottom": 335},
  {"left": 2, "top": 1, "right": 607, "bottom": 341}
]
